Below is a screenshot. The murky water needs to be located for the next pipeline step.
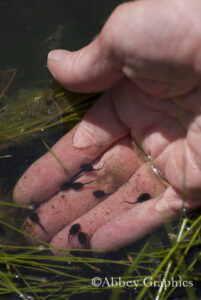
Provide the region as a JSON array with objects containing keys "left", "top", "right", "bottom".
[
  {"left": 0, "top": 0, "right": 125, "bottom": 86},
  {"left": 0, "top": 0, "right": 125, "bottom": 184}
]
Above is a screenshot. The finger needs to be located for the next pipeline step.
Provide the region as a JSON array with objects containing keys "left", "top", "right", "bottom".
[
  {"left": 90, "top": 186, "right": 188, "bottom": 252},
  {"left": 47, "top": 1, "right": 201, "bottom": 95},
  {"left": 22, "top": 137, "right": 144, "bottom": 243},
  {"left": 110, "top": 82, "right": 201, "bottom": 196},
  {"left": 49, "top": 162, "right": 166, "bottom": 255},
  {"left": 47, "top": 44, "right": 123, "bottom": 93},
  {"left": 13, "top": 92, "right": 128, "bottom": 204}
]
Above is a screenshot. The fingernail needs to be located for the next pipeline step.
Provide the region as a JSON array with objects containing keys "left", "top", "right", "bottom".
[
  {"left": 73, "top": 121, "right": 96, "bottom": 148},
  {"left": 155, "top": 198, "right": 182, "bottom": 212},
  {"left": 155, "top": 198, "right": 169, "bottom": 212},
  {"left": 48, "top": 50, "right": 69, "bottom": 61}
]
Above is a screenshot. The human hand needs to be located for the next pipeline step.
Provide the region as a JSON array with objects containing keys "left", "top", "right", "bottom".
[{"left": 13, "top": 0, "right": 201, "bottom": 253}]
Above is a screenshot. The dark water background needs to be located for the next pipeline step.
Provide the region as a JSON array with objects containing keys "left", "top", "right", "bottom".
[
  {"left": 0, "top": 0, "right": 126, "bottom": 189},
  {"left": 0, "top": 0, "right": 125, "bottom": 86}
]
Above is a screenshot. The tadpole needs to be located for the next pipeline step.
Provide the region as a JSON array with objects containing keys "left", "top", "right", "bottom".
[
  {"left": 60, "top": 162, "right": 103, "bottom": 191},
  {"left": 123, "top": 193, "right": 151, "bottom": 204},
  {"left": 70, "top": 163, "right": 103, "bottom": 182},
  {"left": 60, "top": 181, "right": 72, "bottom": 191},
  {"left": 80, "top": 163, "right": 103, "bottom": 172},
  {"left": 29, "top": 212, "right": 48, "bottom": 235},
  {"left": 71, "top": 180, "right": 95, "bottom": 190},
  {"left": 77, "top": 232, "right": 87, "bottom": 244},
  {"left": 60, "top": 179, "right": 95, "bottom": 191},
  {"left": 93, "top": 190, "right": 107, "bottom": 198},
  {"left": 68, "top": 223, "right": 81, "bottom": 241}
]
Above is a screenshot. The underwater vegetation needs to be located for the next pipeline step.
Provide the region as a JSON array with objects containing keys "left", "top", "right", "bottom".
[
  {"left": 0, "top": 69, "right": 201, "bottom": 300},
  {"left": 0, "top": 69, "right": 99, "bottom": 152}
]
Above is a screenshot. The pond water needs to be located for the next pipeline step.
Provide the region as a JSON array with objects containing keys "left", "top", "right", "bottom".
[
  {"left": 1, "top": 0, "right": 125, "bottom": 84},
  {"left": 0, "top": 0, "right": 126, "bottom": 186},
  {"left": 0, "top": 1, "right": 201, "bottom": 300}
]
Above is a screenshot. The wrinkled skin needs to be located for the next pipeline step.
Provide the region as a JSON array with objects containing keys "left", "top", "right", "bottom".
[{"left": 13, "top": 0, "right": 201, "bottom": 253}]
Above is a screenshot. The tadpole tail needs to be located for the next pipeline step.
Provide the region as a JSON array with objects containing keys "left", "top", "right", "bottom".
[
  {"left": 83, "top": 179, "right": 96, "bottom": 185},
  {"left": 39, "top": 222, "right": 48, "bottom": 235},
  {"left": 70, "top": 171, "right": 83, "bottom": 182}
]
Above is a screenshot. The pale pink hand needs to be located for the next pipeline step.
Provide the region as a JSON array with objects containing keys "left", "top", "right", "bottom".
[{"left": 13, "top": 0, "right": 201, "bottom": 253}]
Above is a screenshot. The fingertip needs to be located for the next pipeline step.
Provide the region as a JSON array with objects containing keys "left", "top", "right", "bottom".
[
  {"left": 47, "top": 49, "right": 72, "bottom": 85},
  {"left": 90, "top": 235, "right": 104, "bottom": 252},
  {"left": 50, "top": 234, "right": 71, "bottom": 256},
  {"left": 13, "top": 182, "right": 29, "bottom": 205},
  {"left": 47, "top": 36, "right": 123, "bottom": 93},
  {"left": 47, "top": 49, "right": 71, "bottom": 61},
  {"left": 90, "top": 229, "right": 118, "bottom": 254}
]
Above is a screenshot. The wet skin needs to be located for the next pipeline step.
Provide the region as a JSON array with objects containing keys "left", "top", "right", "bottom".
[
  {"left": 80, "top": 163, "right": 103, "bottom": 173},
  {"left": 60, "top": 179, "right": 95, "bottom": 191},
  {"left": 18, "top": 138, "right": 148, "bottom": 248},
  {"left": 123, "top": 193, "right": 151, "bottom": 205},
  {"left": 60, "top": 163, "right": 103, "bottom": 191},
  {"left": 60, "top": 163, "right": 101, "bottom": 191},
  {"left": 13, "top": 0, "right": 201, "bottom": 253},
  {"left": 29, "top": 212, "right": 48, "bottom": 235},
  {"left": 68, "top": 223, "right": 81, "bottom": 242}
]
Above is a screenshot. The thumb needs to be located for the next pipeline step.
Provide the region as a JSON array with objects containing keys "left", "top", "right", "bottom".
[{"left": 47, "top": 38, "right": 123, "bottom": 93}]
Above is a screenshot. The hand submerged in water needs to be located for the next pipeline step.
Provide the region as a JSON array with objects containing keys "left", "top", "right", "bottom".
[{"left": 13, "top": 0, "right": 201, "bottom": 254}]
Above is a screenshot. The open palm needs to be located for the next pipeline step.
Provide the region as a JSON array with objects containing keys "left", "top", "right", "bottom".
[{"left": 13, "top": 0, "right": 201, "bottom": 253}]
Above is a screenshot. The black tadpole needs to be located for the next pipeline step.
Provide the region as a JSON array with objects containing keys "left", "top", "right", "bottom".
[
  {"left": 77, "top": 232, "right": 87, "bottom": 244},
  {"left": 60, "top": 163, "right": 103, "bottom": 191},
  {"left": 61, "top": 179, "right": 95, "bottom": 191},
  {"left": 71, "top": 180, "right": 95, "bottom": 191},
  {"left": 71, "top": 182, "right": 84, "bottom": 190},
  {"left": 137, "top": 193, "right": 151, "bottom": 203},
  {"left": 70, "top": 163, "right": 103, "bottom": 182},
  {"left": 60, "top": 181, "right": 72, "bottom": 191},
  {"left": 60, "top": 173, "right": 83, "bottom": 191},
  {"left": 29, "top": 212, "right": 40, "bottom": 223},
  {"left": 80, "top": 163, "right": 94, "bottom": 172},
  {"left": 124, "top": 193, "right": 151, "bottom": 205},
  {"left": 29, "top": 212, "right": 48, "bottom": 235},
  {"left": 93, "top": 190, "right": 107, "bottom": 198},
  {"left": 80, "top": 163, "right": 103, "bottom": 172},
  {"left": 68, "top": 223, "right": 81, "bottom": 241}
]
